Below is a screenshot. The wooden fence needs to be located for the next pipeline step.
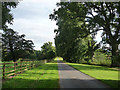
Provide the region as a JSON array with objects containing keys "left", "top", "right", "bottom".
[{"left": 0, "top": 60, "right": 48, "bottom": 80}]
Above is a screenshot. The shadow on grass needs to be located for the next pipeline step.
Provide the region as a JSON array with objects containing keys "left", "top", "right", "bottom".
[
  {"left": 57, "top": 60, "right": 119, "bottom": 89},
  {"left": 2, "top": 60, "right": 119, "bottom": 89},
  {"left": 2, "top": 78, "right": 119, "bottom": 90},
  {"left": 57, "top": 60, "right": 118, "bottom": 71}
]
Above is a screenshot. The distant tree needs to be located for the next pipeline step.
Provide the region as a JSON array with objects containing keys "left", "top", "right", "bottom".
[
  {"left": 41, "top": 42, "right": 56, "bottom": 59},
  {"left": 34, "top": 50, "right": 42, "bottom": 60},
  {"left": 2, "top": 28, "right": 34, "bottom": 62}
]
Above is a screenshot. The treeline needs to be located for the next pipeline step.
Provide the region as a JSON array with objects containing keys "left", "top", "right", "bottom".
[
  {"left": 35, "top": 42, "right": 56, "bottom": 60},
  {"left": 50, "top": 2, "right": 120, "bottom": 67},
  {"left": 1, "top": 2, "right": 56, "bottom": 62},
  {"left": 20, "top": 42, "right": 56, "bottom": 61},
  {"left": 1, "top": 2, "right": 35, "bottom": 62}
]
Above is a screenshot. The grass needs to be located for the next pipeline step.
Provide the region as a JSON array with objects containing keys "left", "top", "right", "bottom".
[
  {"left": 58, "top": 58, "right": 119, "bottom": 88},
  {"left": 2, "top": 59, "right": 59, "bottom": 88},
  {"left": 0, "top": 60, "right": 46, "bottom": 78}
]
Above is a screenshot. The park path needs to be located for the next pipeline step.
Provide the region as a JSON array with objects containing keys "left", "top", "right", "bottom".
[{"left": 57, "top": 60, "right": 112, "bottom": 89}]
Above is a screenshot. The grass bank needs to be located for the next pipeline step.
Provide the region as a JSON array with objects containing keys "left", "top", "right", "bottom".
[
  {"left": 58, "top": 57, "right": 119, "bottom": 88},
  {"left": 2, "top": 60, "right": 59, "bottom": 88}
]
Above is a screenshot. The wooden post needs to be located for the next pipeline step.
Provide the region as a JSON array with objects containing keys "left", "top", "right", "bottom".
[
  {"left": 29, "top": 61, "right": 31, "bottom": 70},
  {"left": 20, "top": 61, "right": 22, "bottom": 73},
  {"left": 35, "top": 61, "right": 37, "bottom": 67},
  {"left": 14, "top": 62, "right": 16, "bottom": 76},
  {"left": 34, "top": 61, "right": 35, "bottom": 67},
  {"left": 26, "top": 61, "right": 27, "bottom": 70},
  {"left": 36, "top": 61, "right": 37, "bottom": 67},
  {"left": 3, "top": 63, "right": 5, "bottom": 80},
  {"left": 33, "top": 61, "right": 34, "bottom": 68}
]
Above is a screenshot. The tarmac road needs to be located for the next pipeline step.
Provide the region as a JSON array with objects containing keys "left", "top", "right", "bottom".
[{"left": 57, "top": 60, "right": 112, "bottom": 89}]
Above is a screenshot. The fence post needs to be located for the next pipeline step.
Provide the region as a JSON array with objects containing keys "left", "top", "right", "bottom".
[
  {"left": 34, "top": 61, "right": 36, "bottom": 67},
  {"left": 14, "top": 62, "right": 16, "bottom": 76},
  {"left": 36, "top": 61, "right": 37, "bottom": 67},
  {"left": 26, "top": 61, "right": 27, "bottom": 70},
  {"left": 20, "top": 61, "right": 22, "bottom": 73},
  {"left": 33, "top": 61, "right": 34, "bottom": 68},
  {"left": 3, "top": 63, "right": 5, "bottom": 80},
  {"left": 36, "top": 61, "right": 38, "bottom": 67},
  {"left": 32, "top": 61, "right": 34, "bottom": 68},
  {"left": 29, "top": 61, "right": 31, "bottom": 70}
]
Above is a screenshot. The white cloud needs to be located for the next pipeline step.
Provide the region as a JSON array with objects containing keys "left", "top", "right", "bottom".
[{"left": 9, "top": 0, "right": 59, "bottom": 50}]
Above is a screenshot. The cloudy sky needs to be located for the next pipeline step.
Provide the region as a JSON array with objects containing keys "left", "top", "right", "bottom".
[
  {"left": 8, "top": 0, "right": 102, "bottom": 50},
  {"left": 8, "top": 0, "right": 60, "bottom": 50}
]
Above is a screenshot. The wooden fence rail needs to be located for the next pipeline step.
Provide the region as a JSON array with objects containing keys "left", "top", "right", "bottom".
[{"left": 0, "top": 60, "right": 48, "bottom": 80}]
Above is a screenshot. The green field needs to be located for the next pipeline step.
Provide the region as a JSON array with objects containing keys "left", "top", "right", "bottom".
[{"left": 2, "top": 60, "right": 59, "bottom": 88}]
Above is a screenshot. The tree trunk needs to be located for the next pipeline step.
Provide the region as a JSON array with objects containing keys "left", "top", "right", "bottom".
[
  {"left": 91, "top": 53, "right": 95, "bottom": 62},
  {"left": 111, "top": 44, "right": 119, "bottom": 67}
]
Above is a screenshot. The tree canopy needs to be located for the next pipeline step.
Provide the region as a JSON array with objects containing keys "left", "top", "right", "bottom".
[
  {"left": 2, "top": 2, "right": 18, "bottom": 29},
  {"left": 50, "top": 2, "right": 120, "bottom": 67},
  {"left": 41, "top": 42, "right": 56, "bottom": 59},
  {"left": 2, "top": 28, "right": 34, "bottom": 62}
]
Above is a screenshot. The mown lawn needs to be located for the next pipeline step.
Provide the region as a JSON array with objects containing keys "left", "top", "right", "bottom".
[
  {"left": 58, "top": 58, "right": 119, "bottom": 89},
  {"left": 2, "top": 60, "right": 59, "bottom": 88}
]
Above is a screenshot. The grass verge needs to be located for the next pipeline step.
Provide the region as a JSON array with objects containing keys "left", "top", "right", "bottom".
[
  {"left": 58, "top": 58, "right": 119, "bottom": 89},
  {"left": 2, "top": 60, "right": 59, "bottom": 88}
]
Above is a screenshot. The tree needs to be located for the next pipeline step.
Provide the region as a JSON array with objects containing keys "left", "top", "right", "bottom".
[
  {"left": 84, "top": 35, "right": 100, "bottom": 62},
  {"left": 41, "top": 42, "right": 56, "bottom": 59},
  {"left": 50, "top": 2, "right": 120, "bottom": 67},
  {"left": 35, "top": 50, "right": 42, "bottom": 60},
  {"left": 2, "top": 28, "right": 34, "bottom": 62},
  {"left": 84, "top": 2, "right": 120, "bottom": 66},
  {"left": 50, "top": 2, "right": 90, "bottom": 63},
  {"left": 2, "top": 2, "right": 18, "bottom": 29}
]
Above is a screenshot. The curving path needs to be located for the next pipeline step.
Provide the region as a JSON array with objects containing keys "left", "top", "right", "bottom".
[{"left": 57, "top": 60, "right": 112, "bottom": 89}]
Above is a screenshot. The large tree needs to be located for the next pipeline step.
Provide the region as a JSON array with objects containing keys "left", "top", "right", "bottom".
[
  {"left": 50, "top": 2, "right": 120, "bottom": 66},
  {"left": 50, "top": 2, "right": 96, "bottom": 63},
  {"left": 2, "top": 2, "right": 18, "bottom": 29},
  {"left": 84, "top": 2, "right": 120, "bottom": 66},
  {"left": 2, "top": 28, "right": 34, "bottom": 62}
]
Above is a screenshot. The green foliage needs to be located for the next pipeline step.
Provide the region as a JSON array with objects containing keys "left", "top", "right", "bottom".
[
  {"left": 2, "top": 29, "right": 34, "bottom": 62},
  {"left": 84, "top": 2, "right": 120, "bottom": 66},
  {"left": 36, "top": 42, "right": 56, "bottom": 60},
  {"left": 2, "top": 2, "right": 18, "bottom": 29},
  {"left": 50, "top": 2, "right": 100, "bottom": 63},
  {"left": 41, "top": 42, "right": 56, "bottom": 59},
  {"left": 50, "top": 2, "right": 120, "bottom": 66},
  {"left": 93, "top": 51, "right": 111, "bottom": 66},
  {"left": 1, "top": 1, "right": 35, "bottom": 62}
]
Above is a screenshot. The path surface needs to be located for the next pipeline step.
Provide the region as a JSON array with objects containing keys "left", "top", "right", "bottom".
[{"left": 57, "top": 60, "right": 112, "bottom": 89}]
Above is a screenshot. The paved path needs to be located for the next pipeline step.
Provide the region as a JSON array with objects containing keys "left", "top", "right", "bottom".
[{"left": 58, "top": 60, "right": 112, "bottom": 89}]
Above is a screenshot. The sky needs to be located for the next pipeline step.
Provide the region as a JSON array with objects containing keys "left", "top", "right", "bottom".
[
  {"left": 8, "top": 0, "right": 60, "bottom": 50},
  {"left": 8, "top": 0, "right": 102, "bottom": 50}
]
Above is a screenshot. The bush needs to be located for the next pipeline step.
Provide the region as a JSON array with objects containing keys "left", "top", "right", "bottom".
[{"left": 92, "top": 51, "right": 111, "bottom": 66}]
